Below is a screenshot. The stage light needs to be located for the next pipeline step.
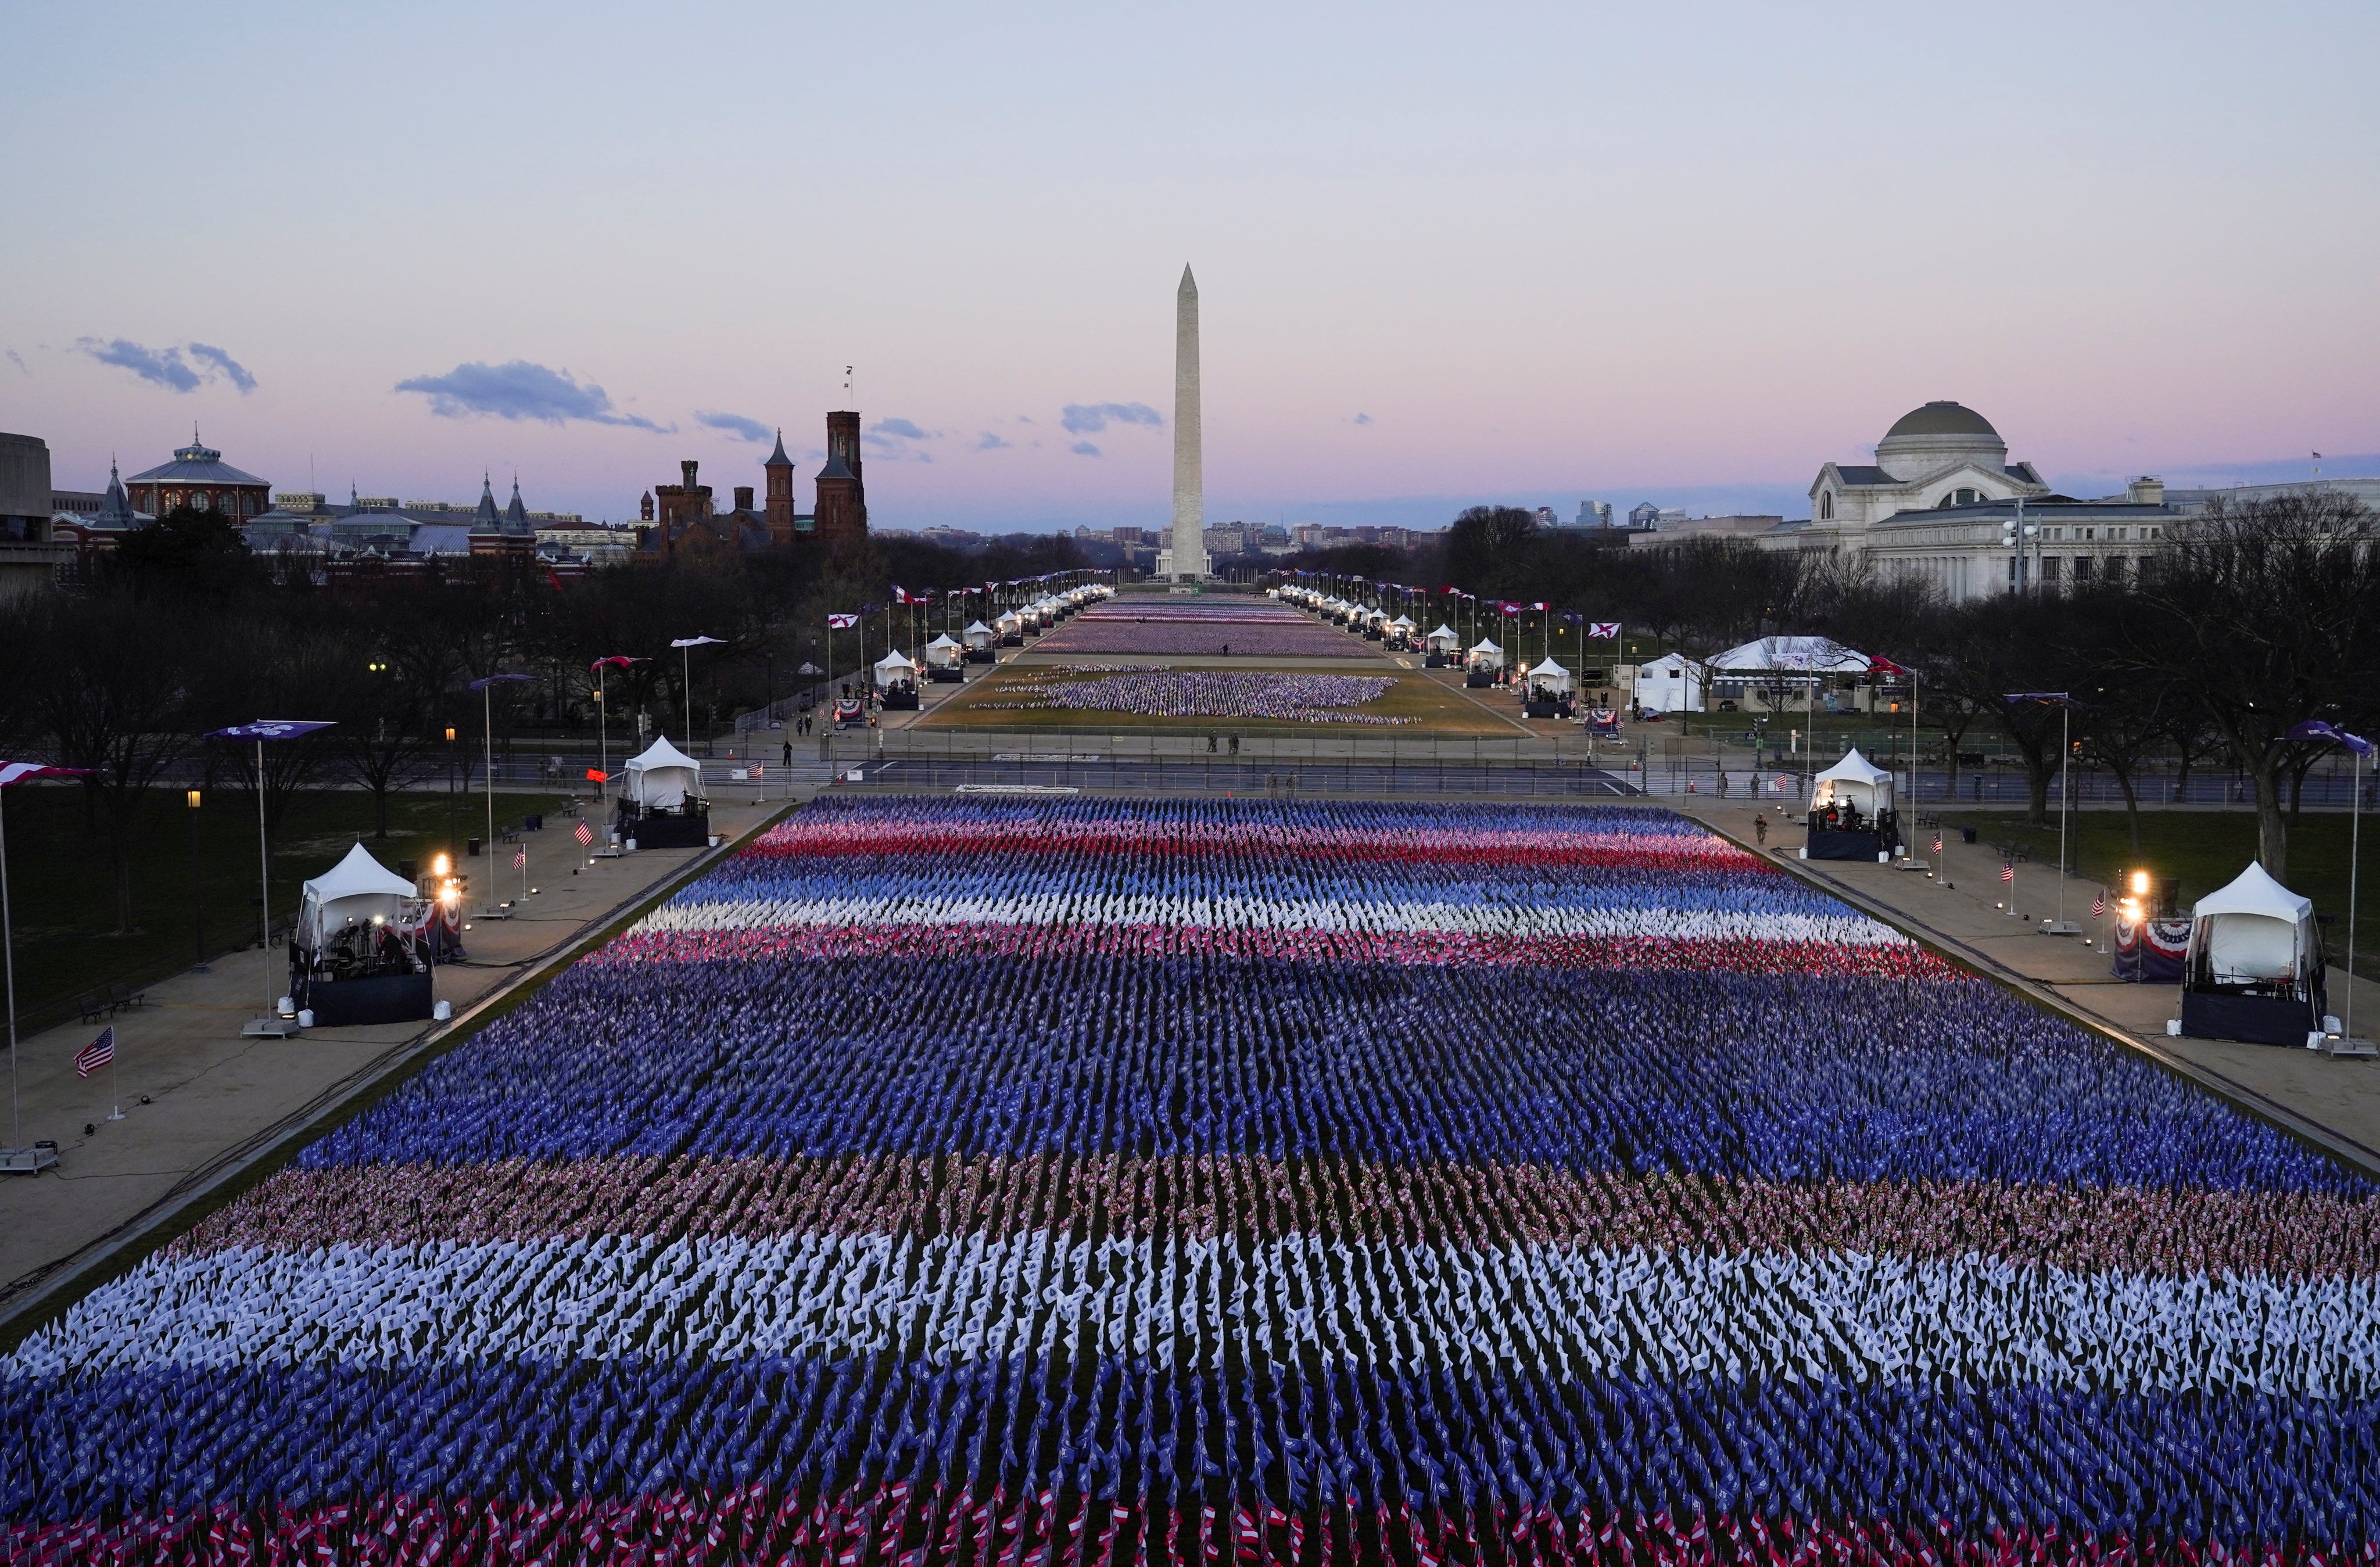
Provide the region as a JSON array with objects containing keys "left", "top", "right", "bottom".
[
  {"left": 433, "top": 853, "right": 451, "bottom": 877},
  {"left": 2130, "top": 870, "right": 2150, "bottom": 896}
]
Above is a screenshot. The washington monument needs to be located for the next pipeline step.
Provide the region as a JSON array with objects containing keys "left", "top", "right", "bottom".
[{"left": 1171, "top": 264, "right": 1207, "bottom": 582}]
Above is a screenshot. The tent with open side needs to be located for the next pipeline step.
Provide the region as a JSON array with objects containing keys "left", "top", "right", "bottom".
[
  {"left": 2180, "top": 862, "right": 2330, "bottom": 1046},
  {"left": 1527, "top": 658, "right": 1575, "bottom": 695},
  {"left": 1804, "top": 748, "right": 1899, "bottom": 862},
  {"left": 995, "top": 611, "right": 1025, "bottom": 646},
  {"left": 962, "top": 620, "right": 999, "bottom": 662},
  {"left": 1467, "top": 639, "right": 1505, "bottom": 669},
  {"left": 873, "top": 650, "right": 918, "bottom": 689},
  {"left": 297, "top": 842, "right": 417, "bottom": 951},
  {"left": 923, "top": 634, "right": 965, "bottom": 681},
  {"left": 291, "top": 842, "right": 433, "bottom": 1027}
]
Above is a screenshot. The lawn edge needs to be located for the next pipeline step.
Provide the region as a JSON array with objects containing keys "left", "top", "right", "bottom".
[{"left": 0, "top": 799, "right": 802, "bottom": 1354}]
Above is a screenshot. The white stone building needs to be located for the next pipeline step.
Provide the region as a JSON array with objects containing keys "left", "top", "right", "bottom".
[{"left": 1762, "top": 400, "right": 2182, "bottom": 600}]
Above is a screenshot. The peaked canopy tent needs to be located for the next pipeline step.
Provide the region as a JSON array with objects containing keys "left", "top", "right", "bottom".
[
  {"left": 961, "top": 620, "right": 999, "bottom": 662},
  {"left": 2180, "top": 862, "right": 2329, "bottom": 1046},
  {"left": 1467, "top": 640, "right": 1505, "bottom": 668},
  {"left": 923, "top": 633, "right": 964, "bottom": 674},
  {"left": 1805, "top": 748, "right": 1901, "bottom": 861},
  {"left": 1527, "top": 658, "right": 1575, "bottom": 694},
  {"left": 291, "top": 842, "right": 433, "bottom": 1027},
  {"left": 620, "top": 737, "right": 710, "bottom": 848},
  {"left": 874, "top": 650, "right": 921, "bottom": 710},
  {"left": 995, "top": 611, "right": 1025, "bottom": 645},
  {"left": 296, "top": 843, "right": 417, "bottom": 949}
]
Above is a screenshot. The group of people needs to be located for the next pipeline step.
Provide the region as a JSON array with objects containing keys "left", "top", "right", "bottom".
[{"left": 7, "top": 795, "right": 2379, "bottom": 1564}]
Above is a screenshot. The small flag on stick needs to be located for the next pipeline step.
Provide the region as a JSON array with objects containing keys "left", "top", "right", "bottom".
[
  {"left": 2001, "top": 862, "right": 2015, "bottom": 883},
  {"left": 513, "top": 848, "right": 528, "bottom": 870},
  {"left": 74, "top": 1027, "right": 114, "bottom": 1078},
  {"left": 574, "top": 821, "right": 594, "bottom": 847},
  {"left": 2092, "top": 888, "right": 2107, "bottom": 917},
  {"left": 1931, "top": 833, "right": 1943, "bottom": 855}
]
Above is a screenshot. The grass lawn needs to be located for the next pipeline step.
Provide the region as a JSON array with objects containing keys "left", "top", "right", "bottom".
[
  {"left": 1936, "top": 806, "right": 2380, "bottom": 979},
  {"left": 3, "top": 786, "right": 569, "bottom": 1032},
  {"left": 916, "top": 666, "right": 1518, "bottom": 736}
]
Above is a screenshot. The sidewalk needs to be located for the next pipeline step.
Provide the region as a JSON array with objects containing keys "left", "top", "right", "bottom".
[
  {"left": 1677, "top": 798, "right": 2380, "bottom": 1170},
  {"left": 0, "top": 795, "right": 791, "bottom": 1321}
]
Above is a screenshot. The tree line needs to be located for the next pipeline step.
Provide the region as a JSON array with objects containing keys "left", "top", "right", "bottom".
[{"left": 1286, "top": 492, "right": 2380, "bottom": 881}]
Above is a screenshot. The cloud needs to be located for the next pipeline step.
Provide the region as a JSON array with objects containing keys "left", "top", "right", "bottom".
[
  {"left": 1352, "top": 412, "right": 1374, "bottom": 426},
  {"left": 870, "top": 417, "right": 934, "bottom": 441},
  {"left": 185, "top": 342, "right": 257, "bottom": 394},
  {"left": 1060, "top": 401, "right": 1162, "bottom": 435},
  {"left": 975, "top": 432, "right": 1012, "bottom": 450},
  {"left": 4, "top": 349, "right": 24, "bottom": 376},
  {"left": 1070, "top": 440, "right": 1102, "bottom": 457},
  {"left": 394, "top": 360, "right": 664, "bottom": 429},
  {"left": 696, "top": 410, "right": 773, "bottom": 443},
  {"left": 78, "top": 338, "right": 200, "bottom": 392}
]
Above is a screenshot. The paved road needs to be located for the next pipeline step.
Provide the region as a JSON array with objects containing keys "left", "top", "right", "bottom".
[{"left": 0, "top": 796, "right": 791, "bottom": 1330}]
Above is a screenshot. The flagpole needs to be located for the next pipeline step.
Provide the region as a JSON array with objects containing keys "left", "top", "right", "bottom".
[
  {"left": 108, "top": 1029, "right": 121, "bottom": 1122},
  {"left": 1, "top": 787, "right": 18, "bottom": 1159},
  {"left": 2352, "top": 746, "right": 2364, "bottom": 1042},
  {"left": 484, "top": 682, "right": 496, "bottom": 890},
  {"left": 257, "top": 737, "right": 273, "bottom": 1018},
  {"left": 597, "top": 664, "right": 608, "bottom": 803}
]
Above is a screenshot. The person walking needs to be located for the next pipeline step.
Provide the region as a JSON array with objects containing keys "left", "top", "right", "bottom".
[{"left": 1754, "top": 815, "right": 1768, "bottom": 848}]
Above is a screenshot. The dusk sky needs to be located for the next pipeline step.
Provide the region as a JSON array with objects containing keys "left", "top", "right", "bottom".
[{"left": 6, "top": 1, "right": 2376, "bottom": 530}]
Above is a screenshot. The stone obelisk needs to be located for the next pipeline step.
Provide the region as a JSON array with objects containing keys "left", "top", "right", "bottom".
[{"left": 1171, "top": 264, "right": 1207, "bottom": 583}]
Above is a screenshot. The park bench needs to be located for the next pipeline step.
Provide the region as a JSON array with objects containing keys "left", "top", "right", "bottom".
[
  {"left": 108, "top": 981, "right": 147, "bottom": 1010},
  {"left": 78, "top": 992, "right": 114, "bottom": 1024}
]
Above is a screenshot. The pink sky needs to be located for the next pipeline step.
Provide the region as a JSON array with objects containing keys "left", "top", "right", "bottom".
[{"left": 5, "top": 2, "right": 2375, "bottom": 529}]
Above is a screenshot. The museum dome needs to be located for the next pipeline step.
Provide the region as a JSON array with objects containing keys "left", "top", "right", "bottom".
[
  {"left": 1883, "top": 401, "right": 1999, "bottom": 440},
  {"left": 1874, "top": 400, "right": 2008, "bottom": 482}
]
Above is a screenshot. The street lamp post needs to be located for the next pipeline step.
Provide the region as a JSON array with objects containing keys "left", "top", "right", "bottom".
[
  {"left": 186, "top": 789, "right": 207, "bottom": 972},
  {"left": 468, "top": 675, "right": 535, "bottom": 913},
  {"left": 669, "top": 637, "right": 727, "bottom": 751}
]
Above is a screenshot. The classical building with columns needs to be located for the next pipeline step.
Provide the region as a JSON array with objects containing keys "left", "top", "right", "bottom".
[{"left": 1761, "top": 400, "right": 2182, "bottom": 599}]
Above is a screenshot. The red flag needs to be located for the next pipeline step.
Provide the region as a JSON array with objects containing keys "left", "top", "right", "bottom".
[
  {"left": 586, "top": 769, "right": 608, "bottom": 783},
  {"left": 546, "top": 568, "right": 568, "bottom": 594}
]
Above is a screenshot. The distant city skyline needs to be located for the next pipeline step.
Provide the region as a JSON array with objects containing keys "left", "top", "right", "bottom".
[{"left": 5, "top": 3, "right": 2374, "bottom": 533}]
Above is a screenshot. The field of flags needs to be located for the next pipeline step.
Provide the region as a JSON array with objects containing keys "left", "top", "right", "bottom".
[
  {"left": 976, "top": 670, "right": 1407, "bottom": 724},
  {"left": 7, "top": 794, "right": 2380, "bottom": 1565},
  {"left": 1038, "top": 600, "right": 1369, "bottom": 658}
]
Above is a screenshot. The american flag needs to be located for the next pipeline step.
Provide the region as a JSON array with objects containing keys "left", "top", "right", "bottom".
[
  {"left": 2001, "top": 862, "right": 2015, "bottom": 883},
  {"left": 74, "top": 1026, "right": 114, "bottom": 1078},
  {"left": 574, "top": 821, "right": 594, "bottom": 846},
  {"left": 1932, "top": 833, "right": 1943, "bottom": 855},
  {"left": 2093, "top": 888, "right": 2107, "bottom": 917},
  {"left": 513, "top": 848, "right": 526, "bottom": 870}
]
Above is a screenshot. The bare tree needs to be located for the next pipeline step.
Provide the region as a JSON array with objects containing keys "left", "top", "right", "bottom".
[
  {"left": 26, "top": 593, "right": 195, "bottom": 931},
  {"left": 2131, "top": 491, "right": 2380, "bottom": 881}
]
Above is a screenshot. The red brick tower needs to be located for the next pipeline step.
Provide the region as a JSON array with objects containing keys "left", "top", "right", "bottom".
[
  {"left": 763, "top": 429, "right": 799, "bottom": 546},
  {"left": 813, "top": 411, "right": 868, "bottom": 547}
]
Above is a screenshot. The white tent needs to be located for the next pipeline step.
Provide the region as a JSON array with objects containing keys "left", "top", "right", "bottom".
[
  {"left": 1809, "top": 748, "right": 1895, "bottom": 816},
  {"left": 995, "top": 611, "right": 1023, "bottom": 635},
  {"left": 1389, "top": 615, "right": 1415, "bottom": 632},
  {"left": 1426, "top": 624, "right": 1460, "bottom": 650},
  {"left": 873, "top": 650, "right": 918, "bottom": 690},
  {"left": 297, "top": 842, "right": 416, "bottom": 949},
  {"left": 1709, "top": 636, "right": 1871, "bottom": 675},
  {"left": 2188, "top": 862, "right": 2318, "bottom": 986},
  {"left": 625, "top": 736, "right": 705, "bottom": 811},
  {"left": 1467, "top": 639, "right": 1506, "bottom": 669},
  {"left": 1528, "top": 658, "right": 1575, "bottom": 694},
  {"left": 962, "top": 620, "right": 998, "bottom": 649},
  {"left": 923, "top": 634, "right": 963, "bottom": 669}
]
